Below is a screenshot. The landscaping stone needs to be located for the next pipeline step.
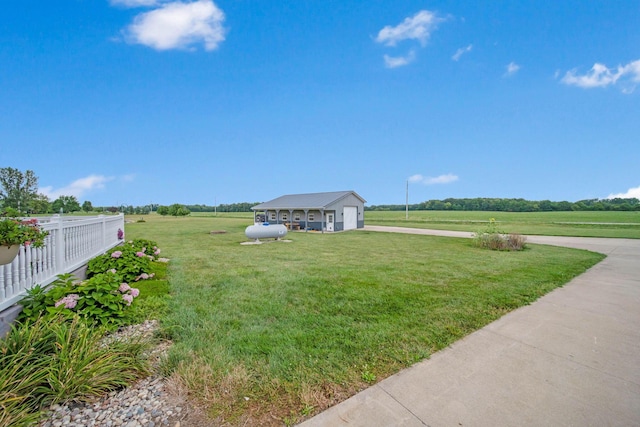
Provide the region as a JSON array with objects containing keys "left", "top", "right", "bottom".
[{"left": 37, "top": 320, "right": 205, "bottom": 427}]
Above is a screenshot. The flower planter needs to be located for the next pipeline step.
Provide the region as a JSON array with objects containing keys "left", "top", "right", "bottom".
[{"left": 0, "top": 245, "right": 20, "bottom": 265}]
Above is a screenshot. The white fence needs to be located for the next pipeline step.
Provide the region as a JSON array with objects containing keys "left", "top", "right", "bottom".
[{"left": 0, "top": 214, "right": 125, "bottom": 312}]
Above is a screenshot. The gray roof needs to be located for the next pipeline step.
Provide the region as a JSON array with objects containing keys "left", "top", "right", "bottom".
[{"left": 252, "top": 191, "right": 365, "bottom": 210}]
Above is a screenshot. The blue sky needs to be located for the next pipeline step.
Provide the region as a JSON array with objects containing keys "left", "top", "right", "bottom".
[{"left": 2, "top": 1, "right": 639, "bottom": 207}]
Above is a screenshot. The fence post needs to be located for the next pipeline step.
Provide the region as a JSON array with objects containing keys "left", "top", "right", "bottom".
[
  {"left": 100, "top": 215, "right": 106, "bottom": 249},
  {"left": 53, "top": 215, "right": 65, "bottom": 273}
]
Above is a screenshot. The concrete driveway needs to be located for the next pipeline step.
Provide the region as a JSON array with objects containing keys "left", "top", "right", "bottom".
[{"left": 298, "top": 226, "right": 640, "bottom": 427}]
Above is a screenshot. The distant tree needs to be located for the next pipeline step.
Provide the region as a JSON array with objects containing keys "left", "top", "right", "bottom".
[
  {"left": 168, "top": 204, "right": 190, "bottom": 216},
  {"left": 0, "top": 167, "right": 39, "bottom": 214},
  {"left": 211, "top": 202, "right": 260, "bottom": 212},
  {"left": 82, "top": 200, "right": 93, "bottom": 212},
  {"left": 51, "top": 195, "right": 81, "bottom": 213},
  {"left": 156, "top": 206, "right": 169, "bottom": 216},
  {"left": 132, "top": 205, "right": 150, "bottom": 215},
  {"left": 31, "top": 193, "right": 51, "bottom": 214}
]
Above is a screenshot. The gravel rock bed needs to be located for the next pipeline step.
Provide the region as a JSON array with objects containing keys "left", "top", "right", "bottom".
[{"left": 38, "top": 320, "right": 194, "bottom": 427}]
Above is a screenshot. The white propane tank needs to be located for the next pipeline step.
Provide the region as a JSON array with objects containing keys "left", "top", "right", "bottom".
[{"left": 245, "top": 223, "right": 288, "bottom": 241}]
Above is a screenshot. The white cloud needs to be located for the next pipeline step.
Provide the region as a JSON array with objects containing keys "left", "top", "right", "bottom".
[
  {"left": 123, "top": 0, "right": 226, "bottom": 51},
  {"left": 607, "top": 185, "right": 640, "bottom": 199},
  {"left": 452, "top": 44, "right": 472, "bottom": 61},
  {"left": 408, "top": 173, "right": 459, "bottom": 185},
  {"left": 561, "top": 59, "right": 640, "bottom": 93},
  {"left": 562, "top": 63, "right": 618, "bottom": 88},
  {"left": 40, "top": 175, "right": 114, "bottom": 201},
  {"left": 375, "top": 10, "right": 445, "bottom": 69},
  {"left": 376, "top": 10, "right": 444, "bottom": 47},
  {"left": 384, "top": 50, "right": 416, "bottom": 68},
  {"left": 110, "top": 0, "right": 160, "bottom": 7},
  {"left": 504, "top": 61, "right": 520, "bottom": 77}
]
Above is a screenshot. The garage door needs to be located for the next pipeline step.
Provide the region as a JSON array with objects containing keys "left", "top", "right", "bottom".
[{"left": 343, "top": 206, "right": 358, "bottom": 230}]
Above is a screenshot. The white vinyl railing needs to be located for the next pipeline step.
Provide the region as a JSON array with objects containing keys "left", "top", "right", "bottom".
[{"left": 0, "top": 214, "right": 125, "bottom": 312}]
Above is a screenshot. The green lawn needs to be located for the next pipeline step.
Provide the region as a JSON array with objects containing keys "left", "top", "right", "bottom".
[
  {"left": 365, "top": 210, "right": 640, "bottom": 238},
  {"left": 125, "top": 214, "right": 605, "bottom": 425}
]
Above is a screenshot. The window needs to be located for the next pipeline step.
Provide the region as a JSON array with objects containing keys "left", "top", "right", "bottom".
[
  {"left": 308, "top": 213, "right": 315, "bottom": 221},
  {"left": 270, "top": 213, "right": 276, "bottom": 221},
  {"left": 294, "top": 212, "right": 301, "bottom": 221},
  {"left": 282, "top": 213, "right": 288, "bottom": 221}
]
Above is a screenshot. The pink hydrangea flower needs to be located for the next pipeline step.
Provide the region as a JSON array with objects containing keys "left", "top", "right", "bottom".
[
  {"left": 136, "top": 251, "right": 145, "bottom": 257},
  {"left": 119, "top": 283, "right": 131, "bottom": 293},
  {"left": 122, "top": 294, "right": 134, "bottom": 306},
  {"left": 111, "top": 251, "right": 122, "bottom": 258},
  {"left": 108, "top": 268, "right": 117, "bottom": 274},
  {"left": 154, "top": 248, "right": 161, "bottom": 255},
  {"left": 55, "top": 294, "right": 80, "bottom": 309},
  {"left": 135, "top": 273, "right": 150, "bottom": 281},
  {"left": 130, "top": 288, "right": 140, "bottom": 298}
]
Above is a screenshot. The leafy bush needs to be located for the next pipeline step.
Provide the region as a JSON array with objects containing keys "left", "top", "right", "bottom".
[
  {"left": 22, "top": 239, "right": 164, "bottom": 328},
  {"left": 40, "top": 316, "right": 149, "bottom": 402},
  {"left": 0, "top": 315, "right": 150, "bottom": 426},
  {"left": 87, "top": 239, "right": 161, "bottom": 283},
  {"left": 128, "top": 238, "right": 162, "bottom": 259},
  {"left": 19, "top": 272, "right": 141, "bottom": 328},
  {"left": 18, "top": 283, "right": 49, "bottom": 320},
  {"left": 87, "top": 245, "right": 152, "bottom": 283},
  {"left": 473, "top": 218, "right": 527, "bottom": 251}
]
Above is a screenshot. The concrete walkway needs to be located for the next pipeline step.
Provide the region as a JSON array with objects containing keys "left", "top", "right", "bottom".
[{"left": 299, "top": 226, "right": 640, "bottom": 427}]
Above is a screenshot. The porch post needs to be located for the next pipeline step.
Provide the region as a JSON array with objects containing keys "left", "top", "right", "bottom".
[
  {"left": 304, "top": 209, "right": 309, "bottom": 232},
  {"left": 320, "top": 209, "right": 324, "bottom": 234}
]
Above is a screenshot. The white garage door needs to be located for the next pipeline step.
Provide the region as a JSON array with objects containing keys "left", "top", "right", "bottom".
[{"left": 343, "top": 206, "right": 358, "bottom": 230}]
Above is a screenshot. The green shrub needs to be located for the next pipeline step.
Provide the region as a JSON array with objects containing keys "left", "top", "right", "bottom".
[
  {"left": 87, "top": 245, "right": 152, "bottom": 283},
  {"left": 128, "top": 238, "right": 162, "bottom": 259},
  {"left": 473, "top": 218, "right": 527, "bottom": 251},
  {"left": 19, "top": 272, "right": 141, "bottom": 329},
  {"left": 42, "top": 316, "right": 150, "bottom": 403},
  {"left": 0, "top": 317, "right": 53, "bottom": 427},
  {"left": 22, "top": 239, "right": 164, "bottom": 328},
  {"left": 17, "top": 283, "right": 49, "bottom": 320},
  {"left": 0, "top": 315, "right": 150, "bottom": 425}
]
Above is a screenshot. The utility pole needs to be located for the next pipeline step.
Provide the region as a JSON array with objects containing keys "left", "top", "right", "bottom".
[{"left": 405, "top": 180, "right": 409, "bottom": 220}]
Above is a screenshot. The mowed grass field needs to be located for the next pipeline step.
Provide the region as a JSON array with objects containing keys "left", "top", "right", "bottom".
[
  {"left": 125, "top": 213, "right": 606, "bottom": 425},
  {"left": 364, "top": 210, "right": 640, "bottom": 238}
]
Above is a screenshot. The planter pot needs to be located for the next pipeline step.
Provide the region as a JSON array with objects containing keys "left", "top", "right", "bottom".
[{"left": 0, "top": 245, "right": 20, "bottom": 265}]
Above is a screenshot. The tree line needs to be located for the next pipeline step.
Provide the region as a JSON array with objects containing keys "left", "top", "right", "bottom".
[
  {"left": 0, "top": 168, "right": 257, "bottom": 216},
  {"left": 2, "top": 167, "right": 638, "bottom": 215},
  {"left": 366, "top": 197, "right": 640, "bottom": 212}
]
